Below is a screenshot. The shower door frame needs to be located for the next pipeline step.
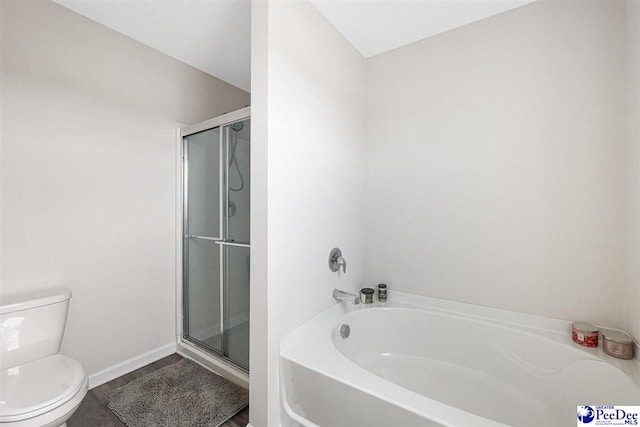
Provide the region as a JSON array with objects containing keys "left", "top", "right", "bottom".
[{"left": 176, "top": 107, "right": 250, "bottom": 379}]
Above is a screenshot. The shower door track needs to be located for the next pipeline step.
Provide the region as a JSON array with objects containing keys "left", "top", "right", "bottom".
[{"left": 182, "top": 335, "right": 248, "bottom": 373}]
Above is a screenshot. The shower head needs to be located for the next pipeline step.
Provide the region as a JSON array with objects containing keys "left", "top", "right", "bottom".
[{"left": 231, "top": 122, "right": 244, "bottom": 132}]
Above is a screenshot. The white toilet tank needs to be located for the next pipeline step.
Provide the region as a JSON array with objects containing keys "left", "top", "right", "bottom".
[{"left": 0, "top": 288, "right": 72, "bottom": 371}]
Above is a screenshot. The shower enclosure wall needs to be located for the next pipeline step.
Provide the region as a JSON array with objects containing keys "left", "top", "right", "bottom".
[{"left": 179, "top": 107, "right": 250, "bottom": 373}]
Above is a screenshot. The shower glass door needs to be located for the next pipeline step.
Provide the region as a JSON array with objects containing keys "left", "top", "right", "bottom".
[{"left": 182, "top": 112, "right": 250, "bottom": 371}]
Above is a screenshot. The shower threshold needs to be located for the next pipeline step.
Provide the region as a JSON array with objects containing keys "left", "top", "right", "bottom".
[{"left": 177, "top": 335, "right": 249, "bottom": 389}]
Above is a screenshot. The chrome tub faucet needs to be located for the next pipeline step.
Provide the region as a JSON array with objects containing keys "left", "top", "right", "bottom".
[{"left": 333, "top": 288, "right": 360, "bottom": 305}]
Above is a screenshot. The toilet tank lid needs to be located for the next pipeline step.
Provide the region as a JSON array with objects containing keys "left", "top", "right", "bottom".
[{"left": 0, "top": 288, "right": 71, "bottom": 315}]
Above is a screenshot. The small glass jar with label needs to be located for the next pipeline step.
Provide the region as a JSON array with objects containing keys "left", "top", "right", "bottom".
[
  {"left": 360, "top": 287, "right": 374, "bottom": 304},
  {"left": 572, "top": 322, "right": 599, "bottom": 347},
  {"left": 377, "top": 284, "right": 387, "bottom": 302},
  {"left": 602, "top": 329, "right": 634, "bottom": 360}
]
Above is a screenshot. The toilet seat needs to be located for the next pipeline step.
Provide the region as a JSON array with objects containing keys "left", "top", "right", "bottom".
[{"left": 0, "top": 355, "right": 87, "bottom": 423}]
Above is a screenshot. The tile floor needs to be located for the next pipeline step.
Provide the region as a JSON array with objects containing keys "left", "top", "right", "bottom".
[{"left": 68, "top": 354, "right": 249, "bottom": 427}]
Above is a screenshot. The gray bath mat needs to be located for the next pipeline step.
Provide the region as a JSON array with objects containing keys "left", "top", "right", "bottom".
[{"left": 105, "top": 358, "right": 248, "bottom": 427}]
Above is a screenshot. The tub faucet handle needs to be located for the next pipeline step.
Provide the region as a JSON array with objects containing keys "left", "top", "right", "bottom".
[
  {"left": 338, "top": 256, "right": 346, "bottom": 273},
  {"left": 329, "top": 247, "right": 346, "bottom": 273}
]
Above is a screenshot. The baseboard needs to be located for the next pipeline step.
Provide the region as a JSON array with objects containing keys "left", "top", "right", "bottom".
[{"left": 88, "top": 342, "right": 177, "bottom": 389}]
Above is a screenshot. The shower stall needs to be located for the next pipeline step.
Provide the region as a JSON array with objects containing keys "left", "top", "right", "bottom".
[{"left": 179, "top": 107, "right": 250, "bottom": 372}]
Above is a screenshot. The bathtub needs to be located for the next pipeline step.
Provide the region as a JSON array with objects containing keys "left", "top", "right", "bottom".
[{"left": 279, "top": 291, "right": 640, "bottom": 427}]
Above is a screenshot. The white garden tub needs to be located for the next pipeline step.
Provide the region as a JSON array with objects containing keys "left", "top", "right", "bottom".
[{"left": 280, "top": 291, "right": 640, "bottom": 427}]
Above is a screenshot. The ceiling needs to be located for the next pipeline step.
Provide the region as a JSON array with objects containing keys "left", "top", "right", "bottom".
[
  {"left": 53, "top": 0, "right": 538, "bottom": 92},
  {"left": 52, "top": 0, "right": 251, "bottom": 92},
  {"left": 311, "top": 0, "right": 538, "bottom": 58}
]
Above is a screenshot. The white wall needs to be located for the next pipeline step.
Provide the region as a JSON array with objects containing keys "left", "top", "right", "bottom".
[
  {"left": 249, "top": 0, "right": 269, "bottom": 422},
  {"left": 250, "top": 1, "right": 367, "bottom": 425},
  {"left": 0, "top": 0, "right": 249, "bottom": 377},
  {"left": 627, "top": 0, "right": 640, "bottom": 340},
  {"left": 365, "top": 0, "right": 628, "bottom": 328}
]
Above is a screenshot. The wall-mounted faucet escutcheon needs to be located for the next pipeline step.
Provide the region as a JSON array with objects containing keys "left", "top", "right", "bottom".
[{"left": 328, "top": 247, "right": 347, "bottom": 273}]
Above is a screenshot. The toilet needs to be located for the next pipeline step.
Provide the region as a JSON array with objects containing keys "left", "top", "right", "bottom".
[{"left": 0, "top": 288, "right": 88, "bottom": 427}]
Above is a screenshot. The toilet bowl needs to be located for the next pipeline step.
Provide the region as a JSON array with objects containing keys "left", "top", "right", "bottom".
[{"left": 0, "top": 288, "right": 88, "bottom": 427}]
